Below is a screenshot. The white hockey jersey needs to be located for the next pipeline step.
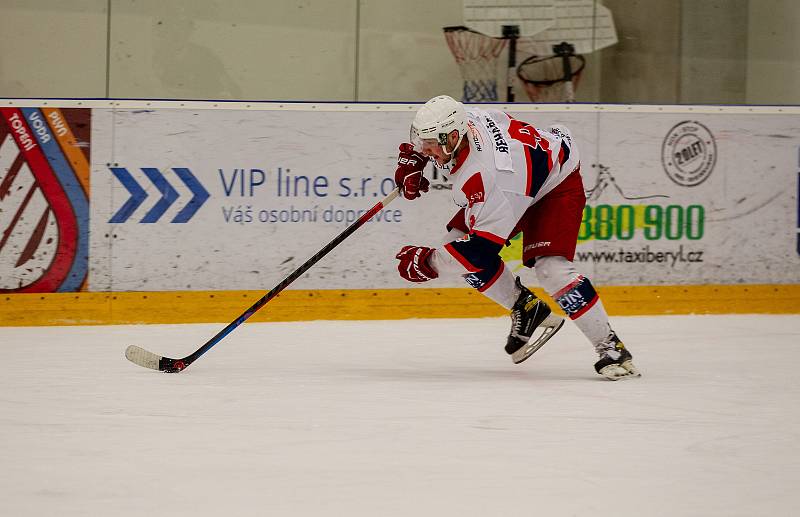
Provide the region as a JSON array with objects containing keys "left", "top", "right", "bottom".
[
  {"left": 430, "top": 108, "right": 580, "bottom": 275},
  {"left": 431, "top": 108, "right": 580, "bottom": 273}
]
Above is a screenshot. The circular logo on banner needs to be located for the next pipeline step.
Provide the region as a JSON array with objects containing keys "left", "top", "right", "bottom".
[{"left": 661, "top": 121, "right": 717, "bottom": 187}]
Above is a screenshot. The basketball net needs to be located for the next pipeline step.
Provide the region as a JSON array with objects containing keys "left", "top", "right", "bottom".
[
  {"left": 443, "top": 26, "right": 584, "bottom": 103},
  {"left": 516, "top": 52, "right": 585, "bottom": 103},
  {"left": 444, "top": 26, "right": 507, "bottom": 102}
]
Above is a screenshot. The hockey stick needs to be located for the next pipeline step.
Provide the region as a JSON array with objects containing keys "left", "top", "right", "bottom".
[{"left": 125, "top": 187, "right": 401, "bottom": 373}]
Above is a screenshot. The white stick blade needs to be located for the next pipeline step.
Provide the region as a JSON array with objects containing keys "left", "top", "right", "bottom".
[{"left": 125, "top": 345, "right": 162, "bottom": 370}]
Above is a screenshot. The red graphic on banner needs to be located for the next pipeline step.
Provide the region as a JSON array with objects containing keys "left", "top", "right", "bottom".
[{"left": 0, "top": 108, "right": 90, "bottom": 292}]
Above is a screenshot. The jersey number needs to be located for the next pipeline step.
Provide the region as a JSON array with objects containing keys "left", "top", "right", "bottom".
[{"left": 507, "top": 118, "right": 556, "bottom": 196}]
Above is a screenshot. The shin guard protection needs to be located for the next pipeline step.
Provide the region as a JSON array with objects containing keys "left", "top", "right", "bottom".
[{"left": 553, "top": 275, "right": 599, "bottom": 320}]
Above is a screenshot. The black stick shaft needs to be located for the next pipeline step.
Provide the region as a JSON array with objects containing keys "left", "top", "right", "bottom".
[{"left": 177, "top": 187, "right": 401, "bottom": 368}]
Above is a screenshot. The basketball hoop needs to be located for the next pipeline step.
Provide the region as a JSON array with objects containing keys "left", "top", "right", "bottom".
[
  {"left": 516, "top": 44, "right": 586, "bottom": 103},
  {"left": 443, "top": 27, "right": 584, "bottom": 103},
  {"left": 443, "top": 0, "right": 617, "bottom": 104},
  {"left": 443, "top": 26, "right": 508, "bottom": 102}
]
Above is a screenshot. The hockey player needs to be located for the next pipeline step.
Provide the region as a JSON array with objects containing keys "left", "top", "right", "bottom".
[{"left": 393, "top": 95, "right": 640, "bottom": 380}]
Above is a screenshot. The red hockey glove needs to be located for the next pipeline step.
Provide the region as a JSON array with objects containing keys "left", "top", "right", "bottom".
[
  {"left": 396, "top": 245, "right": 438, "bottom": 283},
  {"left": 394, "top": 143, "right": 430, "bottom": 200}
]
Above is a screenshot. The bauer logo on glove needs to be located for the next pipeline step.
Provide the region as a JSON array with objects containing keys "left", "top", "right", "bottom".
[
  {"left": 395, "top": 245, "right": 438, "bottom": 282},
  {"left": 394, "top": 143, "right": 430, "bottom": 200}
]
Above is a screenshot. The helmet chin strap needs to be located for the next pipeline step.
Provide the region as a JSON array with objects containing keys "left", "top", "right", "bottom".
[{"left": 441, "top": 131, "right": 465, "bottom": 158}]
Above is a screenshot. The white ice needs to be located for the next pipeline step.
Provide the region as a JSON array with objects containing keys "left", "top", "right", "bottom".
[{"left": 1, "top": 314, "right": 799, "bottom": 517}]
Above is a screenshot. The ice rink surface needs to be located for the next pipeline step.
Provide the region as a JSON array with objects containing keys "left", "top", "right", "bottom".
[{"left": 1, "top": 314, "right": 799, "bottom": 517}]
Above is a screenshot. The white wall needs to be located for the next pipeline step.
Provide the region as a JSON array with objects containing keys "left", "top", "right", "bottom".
[
  {"left": 357, "top": 0, "right": 463, "bottom": 101},
  {"left": 0, "top": 0, "right": 108, "bottom": 98},
  {"left": 0, "top": 1, "right": 798, "bottom": 105},
  {"left": 108, "top": 0, "right": 358, "bottom": 101},
  {"left": 680, "top": 0, "right": 748, "bottom": 104},
  {"left": 746, "top": 0, "right": 800, "bottom": 104}
]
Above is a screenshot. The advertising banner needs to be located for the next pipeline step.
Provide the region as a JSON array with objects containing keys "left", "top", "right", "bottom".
[
  {"left": 89, "top": 108, "right": 454, "bottom": 291},
  {"left": 511, "top": 111, "right": 800, "bottom": 287},
  {"left": 3, "top": 102, "right": 797, "bottom": 293},
  {"left": 90, "top": 106, "right": 799, "bottom": 292}
]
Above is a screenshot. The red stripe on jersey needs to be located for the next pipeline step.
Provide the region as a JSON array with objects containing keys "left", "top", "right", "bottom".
[
  {"left": 461, "top": 173, "right": 485, "bottom": 208},
  {"left": 472, "top": 229, "right": 507, "bottom": 245},
  {"left": 507, "top": 118, "right": 560, "bottom": 198},
  {"left": 443, "top": 242, "right": 481, "bottom": 273},
  {"left": 522, "top": 142, "right": 533, "bottom": 195}
]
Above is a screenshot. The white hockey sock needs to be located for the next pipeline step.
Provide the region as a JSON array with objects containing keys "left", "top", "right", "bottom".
[
  {"left": 534, "top": 255, "right": 613, "bottom": 345},
  {"left": 478, "top": 262, "right": 520, "bottom": 310},
  {"left": 567, "top": 298, "right": 612, "bottom": 345}
]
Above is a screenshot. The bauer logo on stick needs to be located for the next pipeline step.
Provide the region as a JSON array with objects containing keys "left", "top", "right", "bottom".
[{"left": 661, "top": 121, "right": 717, "bottom": 187}]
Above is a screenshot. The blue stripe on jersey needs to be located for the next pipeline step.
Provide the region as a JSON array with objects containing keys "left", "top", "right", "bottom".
[
  {"left": 526, "top": 138, "right": 571, "bottom": 198},
  {"left": 526, "top": 144, "right": 550, "bottom": 198},
  {"left": 447, "top": 233, "right": 504, "bottom": 272}
]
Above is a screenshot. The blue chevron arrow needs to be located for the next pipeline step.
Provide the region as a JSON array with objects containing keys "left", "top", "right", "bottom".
[
  {"left": 109, "top": 167, "right": 148, "bottom": 223},
  {"left": 140, "top": 167, "right": 179, "bottom": 223},
  {"left": 171, "top": 167, "right": 210, "bottom": 223}
]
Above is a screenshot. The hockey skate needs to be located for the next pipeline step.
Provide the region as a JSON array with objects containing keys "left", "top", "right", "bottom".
[
  {"left": 594, "top": 332, "right": 641, "bottom": 380},
  {"left": 505, "top": 278, "right": 565, "bottom": 364}
]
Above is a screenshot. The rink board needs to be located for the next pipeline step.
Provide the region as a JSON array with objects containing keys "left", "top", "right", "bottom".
[
  {"left": 88, "top": 103, "right": 800, "bottom": 291},
  {"left": 0, "top": 100, "right": 799, "bottom": 324}
]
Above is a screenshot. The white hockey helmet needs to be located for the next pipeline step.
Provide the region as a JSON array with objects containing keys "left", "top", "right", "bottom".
[{"left": 410, "top": 95, "right": 467, "bottom": 155}]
